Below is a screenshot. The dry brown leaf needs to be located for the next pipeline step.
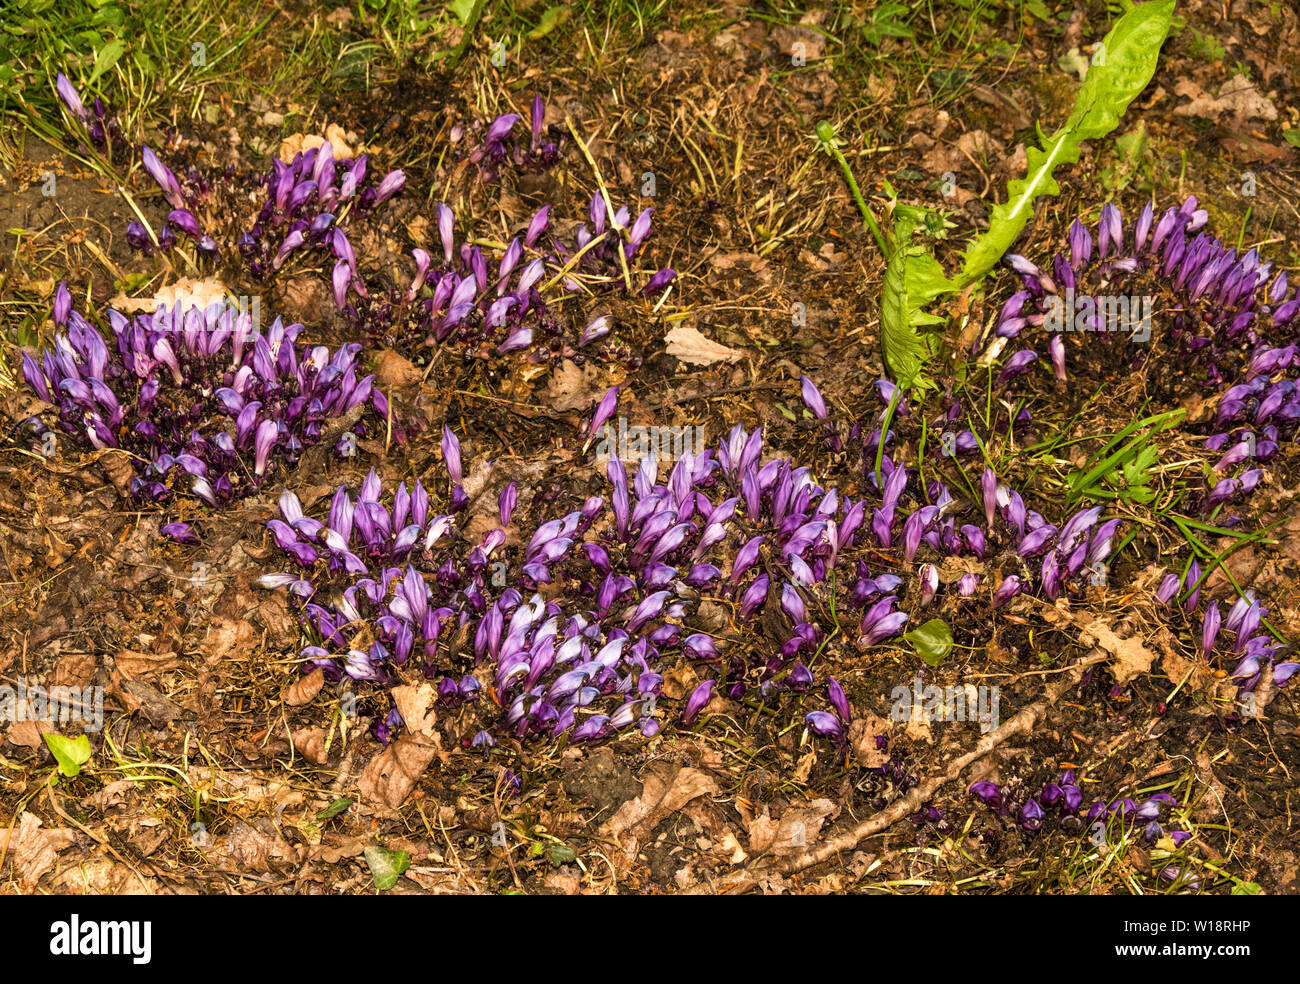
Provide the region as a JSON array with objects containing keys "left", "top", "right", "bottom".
[
  {"left": 5, "top": 812, "right": 77, "bottom": 886},
  {"left": 283, "top": 668, "right": 325, "bottom": 707},
  {"left": 6, "top": 720, "right": 51, "bottom": 748},
  {"left": 1081, "top": 619, "right": 1156, "bottom": 685},
  {"left": 292, "top": 726, "right": 329, "bottom": 765},
  {"left": 53, "top": 859, "right": 155, "bottom": 894},
  {"left": 115, "top": 649, "right": 178, "bottom": 681},
  {"left": 373, "top": 349, "right": 423, "bottom": 391},
  {"left": 202, "top": 617, "right": 256, "bottom": 662},
  {"left": 391, "top": 683, "right": 438, "bottom": 739},
  {"left": 109, "top": 275, "right": 232, "bottom": 315},
  {"left": 357, "top": 733, "right": 440, "bottom": 808},
  {"left": 544, "top": 361, "right": 613, "bottom": 412},
  {"left": 212, "top": 821, "right": 303, "bottom": 873},
  {"left": 53, "top": 653, "right": 97, "bottom": 687},
  {"left": 664, "top": 325, "right": 744, "bottom": 366},
  {"left": 746, "top": 798, "right": 837, "bottom": 856},
  {"left": 599, "top": 761, "right": 719, "bottom": 862},
  {"left": 848, "top": 712, "right": 891, "bottom": 769},
  {"left": 1174, "top": 78, "right": 1278, "bottom": 124}
]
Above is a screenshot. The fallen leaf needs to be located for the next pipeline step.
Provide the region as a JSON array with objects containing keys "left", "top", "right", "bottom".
[
  {"left": 390, "top": 683, "right": 438, "bottom": 739},
  {"left": 283, "top": 668, "right": 325, "bottom": 707},
  {"left": 5, "top": 720, "right": 51, "bottom": 748},
  {"left": 54, "top": 653, "right": 97, "bottom": 687},
  {"left": 1174, "top": 78, "right": 1278, "bottom": 124},
  {"left": 599, "top": 761, "right": 718, "bottom": 863},
  {"left": 202, "top": 617, "right": 256, "bottom": 662},
  {"left": 293, "top": 726, "right": 329, "bottom": 764},
  {"left": 664, "top": 325, "right": 744, "bottom": 366},
  {"left": 1081, "top": 619, "right": 1156, "bottom": 685},
  {"left": 115, "top": 649, "right": 178, "bottom": 681},
  {"left": 357, "top": 733, "right": 440, "bottom": 809},
  {"left": 746, "top": 798, "right": 837, "bottom": 856},
  {"left": 848, "top": 712, "right": 891, "bottom": 769},
  {"left": 4, "top": 812, "right": 77, "bottom": 886}
]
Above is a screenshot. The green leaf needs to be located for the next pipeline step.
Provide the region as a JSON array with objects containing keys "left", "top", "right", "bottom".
[
  {"left": 881, "top": 241, "right": 951, "bottom": 391},
  {"left": 315, "top": 796, "right": 353, "bottom": 821},
  {"left": 1231, "top": 880, "right": 1262, "bottom": 895},
  {"left": 546, "top": 843, "right": 578, "bottom": 867},
  {"left": 363, "top": 844, "right": 410, "bottom": 891},
  {"left": 527, "top": 6, "right": 568, "bottom": 38},
  {"left": 1283, "top": 129, "right": 1300, "bottom": 149},
  {"left": 43, "top": 733, "right": 92, "bottom": 778},
  {"left": 86, "top": 38, "right": 125, "bottom": 86},
  {"left": 905, "top": 618, "right": 953, "bottom": 667},
  {"left": 448, "top": 0, "right": 477, "bottom": 24},
  {"left": 957, "top": 0, "right": 1175, "bottom": 286}
]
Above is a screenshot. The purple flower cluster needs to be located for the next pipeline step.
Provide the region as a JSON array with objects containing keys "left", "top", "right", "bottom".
[
  {"left": 259, "top": 393, "right": 927, "bottom": 743},
  {"left": 55, "top": 73, "right": 127, "bottom": 157},
  {"left": 993, "top": 196, "right": 1300, "bottom": 517},
  {"left": 454, "top": 95, "right": 565, "bottom": 182},
  {"left": 255, "top": 453, "right": 496, "bottom": 694},
  {"left": 128, "top": 138, "right": 404, "bottom": 282},
  {"left": 20, "top": 290, "right": 387, "bottom": 507},
  {"left": 341, "top": 190, "right": 673, "bottom": 368},
  {"left": 970, "top": 772, "right": 1187, "bottom": 844},
  {"left": 1157, "top": 582, "right": 1298, "bottom": 690}
]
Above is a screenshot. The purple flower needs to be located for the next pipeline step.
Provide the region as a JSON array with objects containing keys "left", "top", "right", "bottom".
[
  {"left": 56, "top": 73, "right": 89, "bottom": 123},
  {"left": 805, "top": 711, "right": 844, "bottom": 742},
  {"left": 827, "top": 678, "right": 851, "bottom": 724},
  {"left": 161, "top": 522, "right": 197, "bottom": 544},
  {"left": 800, "top": 376, "right": 828, "bottom": 419},
  {"left": 142, "top": 146, "right": 185, "bottom": 209},
  {"left": 681, "top": 680, "right": 716, "bottom": 725},
  {"left": 992, "top": 575, "right": 1022, "bottom": 607},
  {"left": 587, "top": 386, "right": 619, "bottom": 443},
  {"left": 969, "top": 782, "right": 1003, "bottom": 810}
]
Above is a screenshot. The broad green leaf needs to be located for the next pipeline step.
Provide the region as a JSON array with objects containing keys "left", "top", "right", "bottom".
[
  {"left": 86, "top": 38, "right": 125, "bottom": 86},
  {"left": 1283, "top": 129, "right": 1300, "bottom": 149},
  {"left": 881, "top": 242, "right": 950, "bottom": 391},
  {"left": 957, "top": 0, "right": 1174, "bottom": 286},
  {"left": 44, "top": 733, "right": 92, "bottom": 778},
  {"left": 364, "top": 844, "right": 410, "bottom": 891},
  {"left": 1231, "top": 880, "right": 1262, "bottom": 895},
  {"left": 448, "top": 0, "right": 477, "bottom": 24},
  {"left": 905, "top": 618, "right": 953, "bottom": 667}
]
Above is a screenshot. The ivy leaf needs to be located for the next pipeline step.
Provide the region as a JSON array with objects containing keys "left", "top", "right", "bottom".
[
  {"left": 364, "top": 844, "right": 411, "bottom": 891},
  {"left": 905, "top": 618, "right": 954, "bottom": 667},
  {"left": 43, "top": 733, "right": 92, "bottom": 779},
  {"left": 957, "top": 0, "right": 1175, "bottom": 286}
]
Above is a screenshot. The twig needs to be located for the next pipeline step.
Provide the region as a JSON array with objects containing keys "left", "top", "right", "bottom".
[{"left": 696, "top": 654, "right": 1106, "bottom": 893}]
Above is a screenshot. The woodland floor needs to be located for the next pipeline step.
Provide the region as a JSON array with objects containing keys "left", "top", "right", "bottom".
[{"left": 1, "top": 0, "right": 1299, "bottom": 894}]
